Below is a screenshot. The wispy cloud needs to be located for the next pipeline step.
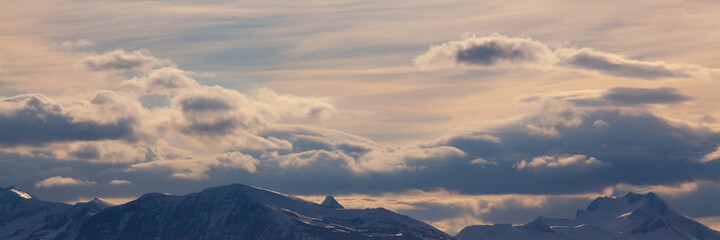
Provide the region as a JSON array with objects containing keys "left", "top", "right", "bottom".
[
  {"left": 556, "top": 48, "right": 701, "bottom": 79},
  {"left": 525, "top": 86, "right": 692, "bottom": 107},
  {"left": 82, "top": 49, "right": 172, "bottom": 72},
  {"left": 59, "top": 39, "right": 94, "bottom": 50}
]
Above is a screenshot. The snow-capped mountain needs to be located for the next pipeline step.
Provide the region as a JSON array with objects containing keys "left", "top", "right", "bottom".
[
  {"left": 0, "top": 187, "right": 112, "bottom": 240},
  {"left": 455, "top": 192, "right": 720, "bottom": 240},
  {"left": 1, "top": 184, "right": 453, "bottom": 240}
]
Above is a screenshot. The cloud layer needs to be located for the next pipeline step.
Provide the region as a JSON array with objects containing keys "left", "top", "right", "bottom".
[{"left": 3, "top": 50, "right": 720, "bottom": 198}]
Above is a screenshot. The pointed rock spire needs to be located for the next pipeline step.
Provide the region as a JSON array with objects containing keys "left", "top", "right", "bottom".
[{"left": 321, "top": 195, "right": 344, "bottom": 209}]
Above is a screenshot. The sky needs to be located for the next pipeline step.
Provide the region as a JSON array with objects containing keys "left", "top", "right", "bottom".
[{"left": 2, "top": 0, "right": 720, "bottom": 235}]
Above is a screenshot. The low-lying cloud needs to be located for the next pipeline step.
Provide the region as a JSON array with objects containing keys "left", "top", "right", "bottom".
[
  {"left": 514, "top": 154, "right": 610, "bottom": 173},
  {"left": 35, "top": 176, "right": 97, "bottom": 188}
]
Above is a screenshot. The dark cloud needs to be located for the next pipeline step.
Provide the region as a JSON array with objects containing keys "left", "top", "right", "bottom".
[
  {"left": 70, "top": 144, "right": 102, "bottom": 159},
  {"left": 413, "top": 35, "right": 553, "bottom": 68},
  {"left": 184, "top": 119, "right": 240, "bottom": 135},
  {"left": 0, "top": 95, "right": 134, "bottom": 146},
  {"left": 456, "top": 41, "right": 540, "bottom": 66},
  {"left": 428, "top": 109, "right": 720, "bottom": 194},
  {"left": 204, "top": 108, "right": 720, "bottom": 198},
  {"left": 532, "top": 87, "right": 692, "bottom": 107},
  {"left": 602, "top": 87, "right": 691, "bottom": 105},
  {"left": 179, "top": 96, "right": 233, "bottom": 112}
]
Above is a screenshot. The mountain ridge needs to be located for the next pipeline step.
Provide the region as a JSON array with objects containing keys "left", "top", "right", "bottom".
[
  {"left": 0, "top": 184, "right": 453, "bottom": 240},
  {"left": 456, "top": 192, "right": 720, "bottom": 240}
]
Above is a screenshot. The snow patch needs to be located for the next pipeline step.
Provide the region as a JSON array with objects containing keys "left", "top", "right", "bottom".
[
  {"left": 618, "top": 211, "right": 632, "bottom": 219},
  {"left": 10, "top": 188, "right": 32, "bottom": 199}
]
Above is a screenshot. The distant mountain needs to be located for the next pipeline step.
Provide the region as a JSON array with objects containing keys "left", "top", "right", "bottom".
[
  {"left": 0, "top": 186, "right": 112, "bottom": 240},
  {"left": 455, "top": 192, "right": 720, "bottom": 240},
  {"left": 0, "top": 184, "right": 453, "bottom": 240}
]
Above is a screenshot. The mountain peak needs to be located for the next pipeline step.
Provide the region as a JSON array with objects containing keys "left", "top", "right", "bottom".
[
  {"left": 456, "top": 192, "right": 720, "bottom": 240},
  {"left": 622, "top": 191, "right": 660, "bottom": 204},
  {"left": 521, "top": 217, "right": 553, "bottom": 232},
  {"left": 2, "top": 186, "right": 33, "bottom": 199},
  {"left": 320, "top": 195, "right": 344, "bottom": 209},
  {"left": 86, "top": 197, "right": 115, "bottom": 207}
]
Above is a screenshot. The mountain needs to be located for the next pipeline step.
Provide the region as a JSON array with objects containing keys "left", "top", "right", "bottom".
[
  {"left": 320, "top": 195, "right": 344, "bottom": 209},
  {"left": 1, "top": 184, "right": 453, "bottom": 240},
  {"left": 0, "top": 187, "right": 112, "bottom": 240},
  {"left": 455, "top": 192, "right": 720, "bottom": 240}
]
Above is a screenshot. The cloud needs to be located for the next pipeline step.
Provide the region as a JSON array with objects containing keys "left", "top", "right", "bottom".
[
  {"left": 35, "top": 176, "right": 96, "bottom": 188},
  {"left": 613, "top": 182, "right": 699, "bottom": 197},
  {"left": 556, "top": 48, "right": 700, "bottom": 79},
  {"left": 122, "top": 67, "right": 200, "bottom": 92},
  {"left": 259, "top": 126, "right": 466, "bottom": 174},
  {"left": 416, "top": 34, "right": 714, "bottom": 79},
  {"left": 514, "top": 154, "right": 610, "bottom": 173},
  {"left": 4, "top": 49, "right": 720, "bottom": 230},
  {"left": 59, "top": 39, "right": 94, "bottom": 50},
  {"left": 249, "top": 88, "right": 336, "bottom": 122},
  {"left": 128, "top": 151, "right": 259, "bottom": 180},
  {"left": 413, "top": 34, "right": 554, "bottom": 69},
  {"left": 109, "top": 179, "right": 132, "bottom": 185},
  {"left": 701, "top": 147, "right": 720, "bottom": 163},
  {"left": 601, "top": 87, "right": 691, "bottom": 105},
  {"left": 469, "top": 158, "right": 497, "bottom": 166},
  {"left": 0, "top": 49, "right": 347, "bottom": 186},
  {"left": 528, "top": 87, "right": 692, "bottom": 108},
  {"left": 81, "top": 49, "right": 172, "bottom": 72},
  {"left": 216, "top": 151, "right": 259, "bottom": 173},
  {"left": 428, "top": 106, "right": 720, "bottom": 195},
  {"left": 120, "top": 66, "right": 336, "bottom": 138},
  {"left": 0, "top": 94, "right": 135, "bottom": 146}
]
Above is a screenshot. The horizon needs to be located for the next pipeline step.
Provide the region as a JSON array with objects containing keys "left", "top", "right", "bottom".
[{"left": 3, "top": 0, "right": 720, "bottom": 235}]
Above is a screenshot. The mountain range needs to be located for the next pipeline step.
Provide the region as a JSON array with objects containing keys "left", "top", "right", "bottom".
[
  {"left": 455, "top": 192, "right": 720, "bottom": 240},
  {"left": 2, "top": 185, "right": 719, "bottom": 240},
  {"left": 0, "top": 185, "right": 452, "bottom": 240}
]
